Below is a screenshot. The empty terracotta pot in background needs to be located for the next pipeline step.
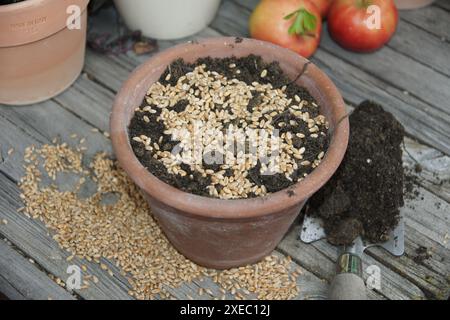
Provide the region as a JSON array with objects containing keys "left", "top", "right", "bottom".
[
  {"left": 0, "top": 0, "right": 89, "bottom": 105},
  {"left": 110, "top": 38, "right": 349, "bottom": 269},
  {"left": 394, "top": 0, "right": 435, "bottom": 9}
]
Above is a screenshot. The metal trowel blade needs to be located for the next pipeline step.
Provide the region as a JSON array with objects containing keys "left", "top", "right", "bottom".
[{"left": 300, "top": 214, "right": 405, "bottom": 257}]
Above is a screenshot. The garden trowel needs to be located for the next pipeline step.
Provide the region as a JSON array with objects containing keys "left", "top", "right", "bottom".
[{"left": 300, "top": 213, "right": 404, "bottom": 300}]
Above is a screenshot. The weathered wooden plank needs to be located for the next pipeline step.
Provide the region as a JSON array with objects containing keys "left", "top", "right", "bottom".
[
  {"left": 0, "top": 105, "right": 135, "bottom": 300},
  {"left": 1, "top": 2, "right": 448, "bottom": 300},
  {"left": 0, "top": 165, "right": 133, "bottom": 300},
  {"left": 388, "top": 20, "right": 450, "bottom": 77},
  {"left": 311, "top": 50, "right": 450, "bottom": 154},
  {"left": 0, "top": 101, "right": 328, "bottom": 301},
  {"left": 403, "top": 137, "right": 450, "bottom": 203},
  {"left": 53, "top": 73, "right": 116, "bottom": 133},
  {"left": 435, "top": 0, "right": 450, "bottom": 11},
  {"left": 369, "top": 186, "right": 450, "bottom": 299},
  {"left": 210, "top": 0, "right": 450, "bottom": 154},
  {"left": 232, "top": 0, "right": 450, "bottom": 39},
  {"left": 279, "top": 225, "right": 426, "bottom": 300},
  {"left": 0, "top": 100, "right": 113, "bottom": 160},
  {"left": 400, "top": 4, "right": 450, "bottom": 41},
  {"left": 318, "top": 25, "right": 450, "bottom": 119},
  {"left": 54, "top": 73, "right": 114, "bottom": 132},
  {"left": 85, "top": 36, "right": 450, "bottom": 158},
  {"left": 57, "top": 25, "right": 450, "bottom": 297},
  {"left": 168, "top": 250, "right": 330, "bottom": 300},
  {"left": 49, "top": 55, "right": 344, "bottom": 299},
  {"left": 280, "top": 175, "right": 450, "bottom": 300},
  {"left": 0, "top": 240, "right": 75, "bottom": 300},
  {"left": 0, "top": 169, "right": 328, "bottom": 301},
  {"left": 56, "top": 57, "right": 427, "bottom": 301},
  {"left": 219, "top": 0, "right": 450, "bottom": 120},
  {"left": 83, "top": 27, "right": 224, "bottom": 95},
  {"left": 132, "top": 27, "right": 225, "bottom": 66},
  {"left": 212, "top": 0, "right": 250, "bottom": 37},
  {"left": 83, "top": 51, "right": 132, "bottom": 93}
]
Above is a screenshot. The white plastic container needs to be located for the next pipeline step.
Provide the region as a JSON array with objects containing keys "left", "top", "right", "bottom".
[{"left": 113, "top": 0, "right": 221, "bottom": 40}]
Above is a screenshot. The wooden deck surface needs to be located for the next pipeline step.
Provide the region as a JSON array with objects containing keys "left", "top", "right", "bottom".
[{"left": 0, "top": 0, "right": 449, "bottom": 300}]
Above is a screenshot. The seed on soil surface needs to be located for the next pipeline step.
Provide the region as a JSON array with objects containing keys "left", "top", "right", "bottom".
[
  {"left": 18, "top": 141, "right": 301, "bottom": 300},
  {"left": 129, "top": 56, "right": 329, "bottom": 200}
]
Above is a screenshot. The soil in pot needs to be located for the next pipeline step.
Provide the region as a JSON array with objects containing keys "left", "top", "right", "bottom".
[
  {"left": 128, "top": 55, "right": 330, "bottom": 199},
  {"left": 308, "top": 101, "right": 405, "bottom": 245}
]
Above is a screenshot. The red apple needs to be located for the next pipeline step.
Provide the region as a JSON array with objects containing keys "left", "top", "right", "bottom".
[
  {"left": 311, "top": 0, "right": 334, "bottom": 17},
  {"left": 250, "top": 0, "right": 322, "bottom": 58},
  {"left": 327, "top": 0, "right": 398, "bottom": 52}
]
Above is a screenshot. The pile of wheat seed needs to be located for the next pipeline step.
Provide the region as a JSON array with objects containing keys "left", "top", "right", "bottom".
[{"left": 18, "top": 141, "right": 301, "bottom": 300}]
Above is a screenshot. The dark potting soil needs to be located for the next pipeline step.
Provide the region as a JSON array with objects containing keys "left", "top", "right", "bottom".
[
  {"left": 413, "top": 246, "right": 432, "bottom": 264},
  {"left": 129, "top": 55, "right": 329, "bottom": 198},
  {"left": 308, "top": 101, "right": 405, "bottom": 245}
]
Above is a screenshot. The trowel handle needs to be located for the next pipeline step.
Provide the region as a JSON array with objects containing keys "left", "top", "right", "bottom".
[{"left": 328, "top": 253, "right": 367, "bottom": 300}]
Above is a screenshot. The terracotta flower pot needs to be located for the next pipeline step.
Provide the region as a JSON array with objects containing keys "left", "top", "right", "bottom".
[
  {"left": 0, "top": 0, "right": 89, "bottom": 105},
  {"left": 394, "top": 0, "right": 435, "bottom": 9},
  {"left": 110, "top": 37, "right": 349, "bottom": 269}
]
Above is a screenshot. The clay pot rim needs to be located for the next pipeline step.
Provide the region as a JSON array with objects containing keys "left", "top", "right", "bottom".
[
  {"left": 111, "top": 37, "right": 349, "bottom": 220},
  {"left": 0, "top": 0, "right": 42, "bottom": 11},
  {"left": 0, "top": 0, "right": 89, "bottom": 48},
  {"left": 0, "top": 0, "right": 87, "bottom": 12}
]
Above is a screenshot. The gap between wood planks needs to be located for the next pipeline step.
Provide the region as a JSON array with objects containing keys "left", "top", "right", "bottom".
[
  {"left": 82, "top": 35, "right": 450, "bottom": 156},
  {"left": 214, "top": 0, "right": 450, "bottom": 155},
  {"left": 1, "top": 9, "right": 449, "bottom": 298},
  {"left": 2, "top": 66, "right": 448, "bottom": 299},
  {"left": 0, "top": 239, "right": 76, "bottom": 300},
  {"left": 0, "top": 106, "right": 330, "bottom": 300},
  {"left": 80, "top": 44, "right": 450, "bottom": 203},
  {"left": 0, "top": 99, "right": 442, "bottom": 300},
  {"left": 70, "top": 43, "right": 450, "bottom": 298}
]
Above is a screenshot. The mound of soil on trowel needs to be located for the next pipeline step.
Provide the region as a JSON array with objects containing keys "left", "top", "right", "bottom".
[{"left": 309, "top": 101, "right": 405, "bottom": 245}]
